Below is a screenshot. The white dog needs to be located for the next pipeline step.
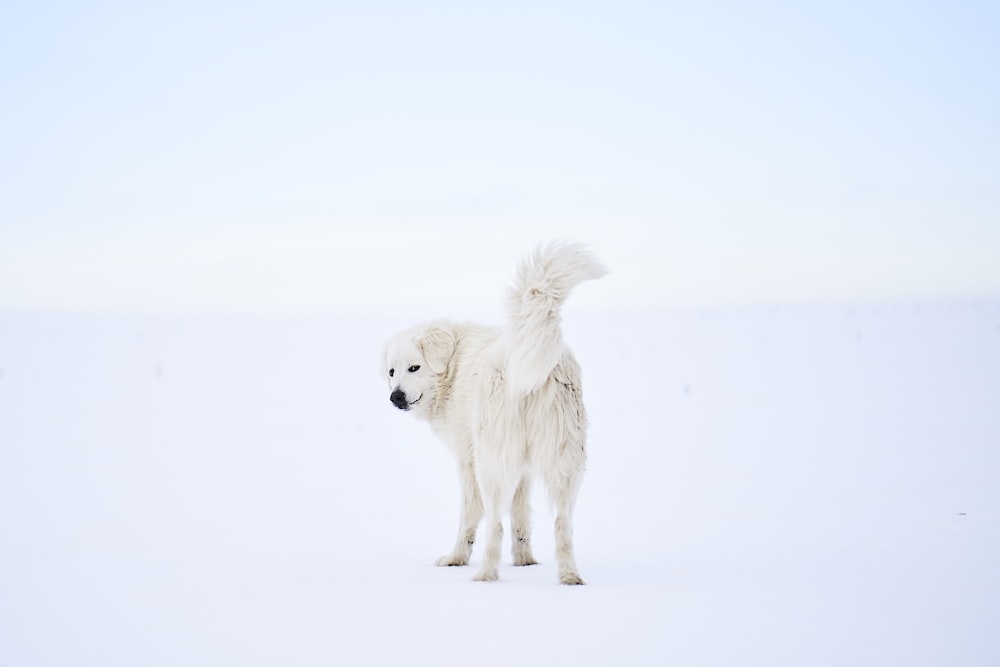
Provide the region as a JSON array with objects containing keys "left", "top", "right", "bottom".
[{"left": 383, "top": 241, "right": 605, "bottom": 584}]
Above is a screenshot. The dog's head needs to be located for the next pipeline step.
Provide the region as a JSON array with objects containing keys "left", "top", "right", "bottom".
[{"left": 383, "top": 323, "right": 456, "bottom": 417}]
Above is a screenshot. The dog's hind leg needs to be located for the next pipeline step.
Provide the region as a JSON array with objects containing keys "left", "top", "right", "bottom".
[
  {"left": 547, "top": 465, "right": 586, "bottom": 585},
  {"left": 436, "top": 459, "right": 483, "bottom": 567},
  {"left": 472, "top": 488, "right": 505, "bottom": 582},
  {"left": 473, "top": 469, "right": 516, "bottom": 582},
  {"left": 511, "top": 476, "right": 538, "bottom": 566},
  {"left": 473, "top": 510, "right": 503, "bottom": 582}
]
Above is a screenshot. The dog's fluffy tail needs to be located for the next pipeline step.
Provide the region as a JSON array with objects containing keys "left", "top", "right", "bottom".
[{"left": 504, "top": 241, "right": 607, "bottom": 396}]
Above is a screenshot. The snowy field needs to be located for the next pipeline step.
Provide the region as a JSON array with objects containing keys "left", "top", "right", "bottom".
[{"left": 1, "top": 300, "right": 998, "bottom": 666}]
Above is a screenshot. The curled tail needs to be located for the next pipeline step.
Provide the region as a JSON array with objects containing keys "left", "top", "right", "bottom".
[{"left": 505, "top": 241, "right": 607, "bottom": 396}]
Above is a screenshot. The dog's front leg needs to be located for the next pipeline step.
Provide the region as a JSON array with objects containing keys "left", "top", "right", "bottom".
[{"left": 435, "top": 458, "right": 483, "bottom": 566}]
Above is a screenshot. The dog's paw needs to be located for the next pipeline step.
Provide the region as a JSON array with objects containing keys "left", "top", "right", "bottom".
[
  {"left": 512, "top": 541, "right": 538, "bottom": 566},
  {"left": 472, "top": 568, "right": 499, "bottom": 582},
  {"left": 435, "top": 554, "right": 468, "bottom": 567},
  {"left": 559, "top": 571, "right": 585, "bottom": 585}
]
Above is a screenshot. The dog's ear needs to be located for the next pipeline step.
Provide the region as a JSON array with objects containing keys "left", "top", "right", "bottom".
[{"left": 418, "top": 326, "right": 456, "bottom": 374}]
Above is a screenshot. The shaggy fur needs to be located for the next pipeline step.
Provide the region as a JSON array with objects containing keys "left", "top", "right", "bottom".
[{"left": 383, "top": 241, "right": 606, "bottom": 584}]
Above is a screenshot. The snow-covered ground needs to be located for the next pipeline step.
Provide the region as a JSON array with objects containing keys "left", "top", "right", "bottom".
[{"left": 1, "top": 300, "right": 998, "bottom": 666}]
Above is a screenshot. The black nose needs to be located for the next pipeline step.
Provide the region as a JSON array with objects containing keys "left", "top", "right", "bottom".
[{"left": 390, "top": 389, "right": 408, "bottom": 409}]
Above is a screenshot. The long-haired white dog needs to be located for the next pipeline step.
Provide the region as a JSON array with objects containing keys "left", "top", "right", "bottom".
[{"left": 383, "top": 242, "right": 605, "bottom": 584}]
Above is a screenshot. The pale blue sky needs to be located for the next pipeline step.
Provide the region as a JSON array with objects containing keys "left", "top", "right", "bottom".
[{"left": 2, "top": 1, "right": 998, "bottom": 312}]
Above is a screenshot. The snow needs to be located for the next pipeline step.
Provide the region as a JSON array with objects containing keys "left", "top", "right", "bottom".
[{"left": 1, "top": 301, "right": 998, "bottom": 666}]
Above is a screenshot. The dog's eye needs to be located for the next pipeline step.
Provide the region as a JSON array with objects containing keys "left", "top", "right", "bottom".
[
  {"left": 408, "top": 365, "right": 421, "bottom": 373},
  {"left": 388, "top": 368, "right": 394, "bottom": 378}
]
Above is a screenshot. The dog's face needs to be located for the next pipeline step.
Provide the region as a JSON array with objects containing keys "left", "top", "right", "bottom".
[{"left": 383, "top": 325, "right": 456, "bottom": 417}]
